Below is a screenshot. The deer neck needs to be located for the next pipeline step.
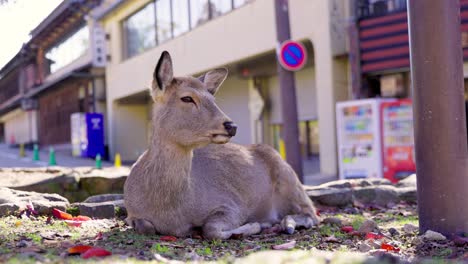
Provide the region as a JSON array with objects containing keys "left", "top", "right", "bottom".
[{"left": 146, "top": 132, "right": 193, "bottom": 202}]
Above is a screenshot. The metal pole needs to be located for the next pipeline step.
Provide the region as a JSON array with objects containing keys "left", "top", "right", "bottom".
[
  {"left": 407, "top": 0, "right": 468, "bottom": 235},
  {"left": 274, "top": 0, "right": 304, "bottom": 182}
]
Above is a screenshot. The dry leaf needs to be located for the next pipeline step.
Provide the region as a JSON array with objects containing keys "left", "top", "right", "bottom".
[
  {"left": 272, "top": 240, "right": 296, "bottom": 250},
  {"left": 81, "top": 247, "right": 112, "bottom": 259},
  {"left": 52, "top": 208, "right": 73, "bottom": 220},
  {"left": 68, "top": 245, "right": 93, "bottom": 255},
  {"left": 160, "top": 236, "right": 177, "bottom": 242}
]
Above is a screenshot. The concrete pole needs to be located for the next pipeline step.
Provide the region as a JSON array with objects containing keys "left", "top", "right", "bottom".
[
  {"left": 407, "top": 0, "right": 468, "bottom": 235},
  {"left": 274, "top": 0, "right": 303, "bottom": 182}
]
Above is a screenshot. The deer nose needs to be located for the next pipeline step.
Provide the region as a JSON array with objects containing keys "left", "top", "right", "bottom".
[{"left": 223, "top": 121, "right": 237, "bottom": 137}]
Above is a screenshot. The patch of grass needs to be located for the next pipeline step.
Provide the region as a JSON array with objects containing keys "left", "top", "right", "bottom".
[
  {"left": 435, "top": 248, "right": 453, "bottom": 258},
  {"left": 350, "top": 215, "right": 366, "bottom": 230},
  {"left": 152, "top": 243, "right": 170, "bottom": 254},
  {"left": 196, "top": 247, "right": 213, "bottom": 256},
  {"left": 394, "top": 215, "right": 418, "bottom": 226},
  {"left": 115, "top": 206, "right": 126, "bottom": 218},
  {"left": 66, "top": 206, "right": 79, "bottom": 216},
  {"left": 25, "top": 233, "right": 41, "bottom": 243},
  {"left": 319, "top": 225, "right": 333, "bottom": 236}
]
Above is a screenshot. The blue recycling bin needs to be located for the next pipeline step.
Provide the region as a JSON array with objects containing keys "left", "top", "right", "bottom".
[{"left": 71, "top": 113, "right": 105, "bottom": 158}]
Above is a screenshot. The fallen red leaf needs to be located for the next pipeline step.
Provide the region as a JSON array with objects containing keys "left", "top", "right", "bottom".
[
  {"left": 68, "top": 245, "right": 93, "bottom": 255},
  {"left": 64, "top": 220, "right": 82, "bottom": 227},
  {"left": 52, "top": 208, "right": 73, "bottom": 220},
  {"left": 72, "top": 215, "right": 91, "bottom": 221},
  {"left": 81, "top": 247, "right": 112, "bottom": 259},
  {"left": 381, "top": 243, "right": 400, "bottom": 252},
  {"left": 365, "top": 232, "right": 384, "bottom": 240},
  {"left": 341, "top": 226, "right": 354, "bottom": 233},
  {"left": 160, "top": 236, "right": 177, "bottom": 242}
]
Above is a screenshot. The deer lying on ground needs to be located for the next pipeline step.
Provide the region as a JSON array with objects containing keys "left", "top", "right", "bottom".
[{"left": 124, "top": 51, "right": 320, "bottom": 239}]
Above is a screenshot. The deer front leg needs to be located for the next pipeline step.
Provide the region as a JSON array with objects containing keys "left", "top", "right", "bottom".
[
  {"left": 127, "top": 217, "right": 157, "bottom": 235},
  {"left": 202, "top": 214, "right": 261, "bottom": 240},
  {"left": 280, "top": 214, "right": 316, "bottom": 234}
]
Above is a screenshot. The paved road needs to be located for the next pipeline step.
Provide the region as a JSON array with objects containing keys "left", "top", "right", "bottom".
[{"left": 0, "top": 144, "right": 113, "bottom": 168}]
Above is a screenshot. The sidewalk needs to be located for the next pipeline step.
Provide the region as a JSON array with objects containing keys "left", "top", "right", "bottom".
[{"left": 0, "top": 144, "right": 113, "bottom": 168}]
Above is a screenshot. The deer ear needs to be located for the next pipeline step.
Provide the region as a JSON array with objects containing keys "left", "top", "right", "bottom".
[
  {"left": 198, "top": 68, "right": 228, "bottom": 95},
  {"left": 153, "top": 51, "right": 173, "bottom": 91}
]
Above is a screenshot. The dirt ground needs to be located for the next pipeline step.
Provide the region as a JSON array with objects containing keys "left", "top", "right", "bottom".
[{"left": 0, "top": 202, "right": 466, "bottom": 263}]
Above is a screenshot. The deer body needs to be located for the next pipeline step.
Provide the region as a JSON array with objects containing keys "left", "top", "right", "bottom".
[{"left": 124, "top": 51, "right": 319, "bottom": 239}]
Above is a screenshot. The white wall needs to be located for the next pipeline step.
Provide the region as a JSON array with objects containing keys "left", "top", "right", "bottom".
[
  {"left": 1, "top": 109, "right": 38, "bottom": 144},
  {"left": 215, "top": 76, "right": 252, "bottom": 145},
  {"left": 268, "top": 66, "right": 318, "bottom": 124},
  {"left": 111, "top": 103, "right": 148, "bottom": 161}
]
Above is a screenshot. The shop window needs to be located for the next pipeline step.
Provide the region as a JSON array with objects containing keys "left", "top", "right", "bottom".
[
  {"left": 46, "top": 26, "right": 89, "bottom": 73},
  {"left": 190, "top": 0, "right": 210, "bottom": 27},
  {"left": 172, "top": 0, "right": 190, "bottom": 36},
  {"left": 122, "top": 0, "right": 247, "bottom": 60},
  {"left": 233, "top": 0, "right": 248, "bottom": 8},
  {"left": 210, "top": 0, "right": 232, "bottom": 18},
  {"left": 156, "top": 0, "right": 172, "bottom": 44},
  {"left": 123, "top": 2, "right": 156, "bottom": 58}
]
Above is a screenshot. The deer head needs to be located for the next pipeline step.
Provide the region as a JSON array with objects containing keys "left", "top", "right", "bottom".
[{"left": 150, "top": 51, "right": 237, "bottom": 149}]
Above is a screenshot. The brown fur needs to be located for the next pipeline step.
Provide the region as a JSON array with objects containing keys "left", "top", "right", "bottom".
[{"left": 124, "top": 51, "right": 320, "bottom": 239}]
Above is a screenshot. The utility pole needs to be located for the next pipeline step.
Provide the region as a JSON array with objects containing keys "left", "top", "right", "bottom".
[
  {"left": 274, "top": 0, "right": 303, "bottom": 182},
  {"left": 407, "top": 0, "right": 468, "bottom": 235}
]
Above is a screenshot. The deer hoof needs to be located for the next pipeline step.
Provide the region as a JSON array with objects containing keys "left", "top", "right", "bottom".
[{"left": 133, "top": 219, "right": 157, "bottom": 235}]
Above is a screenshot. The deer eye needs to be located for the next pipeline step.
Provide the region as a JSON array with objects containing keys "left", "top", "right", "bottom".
[{"left": 181, "top": 96, "right": 195, "bottom": 104}]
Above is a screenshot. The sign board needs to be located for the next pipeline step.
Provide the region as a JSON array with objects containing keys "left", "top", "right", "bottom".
[
  {"left": 91, "top": 24, "right": 106, "bottom": 67},
  {"left": 278, "top": 40, "right": 307, "bottom": 71}
]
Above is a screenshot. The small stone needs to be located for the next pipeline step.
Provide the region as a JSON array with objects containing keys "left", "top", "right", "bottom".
[
  {"left": 388, "top": 228, "right": 399, "bottom": 237},
  {"left": 322, "top": 217, "right": 342, "bottom": 226},
  {"left": 358, "top": 219, "right": 378, "bottom": 234},
  {"left": 422, "top": 230, "right": 447, "bottom": 241},
  {"left": 77, "top": 202, "right": 115, "bottom": 219},
  {"left": 402, "top": 224, "right": 419, "bottom": 234},
  {"left": 368, "top": 240, "right": 381, "bottom": 249},
  {"left": 358, "top": 242, "right": 372, "bottom": 252},
  {"left": 307, "top": 188, "right": 353, "bottom": 207},
  {"left": 453, "top": 236, "right": 468, "bottom": 246},
  {"left": 83, "top": 194, "right": 124, "bottom": 203}
]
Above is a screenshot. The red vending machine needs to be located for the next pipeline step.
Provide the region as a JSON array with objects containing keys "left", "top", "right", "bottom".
[{"left": 380, "top": 99, "right": 416, "bottom": 182}]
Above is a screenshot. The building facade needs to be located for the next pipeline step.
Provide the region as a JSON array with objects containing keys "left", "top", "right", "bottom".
[
  {"left": 352, "top": 0, "right": 468, "bottom": 99},
  {"left": 96, "top": 0, "right": 353, "bottom": 177},
  {"left": 0, "top": 0, "right": 108, "bottom": 152}
]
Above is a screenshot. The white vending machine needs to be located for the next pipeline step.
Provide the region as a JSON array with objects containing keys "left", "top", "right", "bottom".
[{"left": 336, "top": 99, "right": 416, "bottom": 182}]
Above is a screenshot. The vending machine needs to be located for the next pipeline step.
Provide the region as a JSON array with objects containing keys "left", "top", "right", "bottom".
[
  {"left": 336, "top": 99, "right": 415, "bottom": 183},
  {"left": 71, "top": 113, "right": 105, "bottom": 158}
]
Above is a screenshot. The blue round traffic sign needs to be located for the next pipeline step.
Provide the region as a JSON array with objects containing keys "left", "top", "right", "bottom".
[{"left": 278, "top": 40, "right": 307, "bottom": 71}]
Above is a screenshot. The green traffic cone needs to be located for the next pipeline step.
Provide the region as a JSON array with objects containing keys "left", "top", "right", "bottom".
[
  {"left": 48, "top": 147, "right": 57, "bottom": 166},
  {"left": 33, "top": 144, "right": 40, "bottom": 161},
  {"left": 95, "top": 154, "right": 102, "bottom": 169}
]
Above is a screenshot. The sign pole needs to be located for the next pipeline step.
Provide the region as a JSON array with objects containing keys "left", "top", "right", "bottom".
[
  {"left": 274, "top": 0, "right": 304, "bottom": 182},
  {"left": 407, "top": 0, "right": 468, "bottom": 235}
]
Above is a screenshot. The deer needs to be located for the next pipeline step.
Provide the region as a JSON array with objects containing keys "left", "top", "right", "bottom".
[{"left": 124, "top": 51, "right": 320, "bottom": 239}]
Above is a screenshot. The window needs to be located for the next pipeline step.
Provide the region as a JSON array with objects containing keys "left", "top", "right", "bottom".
[
  {"left": 156, "top": 0, "right": 172, "bottom": 44},
  {"left": 122, "top": 0, "right": 246, "bottom": 59},
  {"left": 233, "top": 0, "right": 247, "bottom": 8},
  {"left": 190, "top": 0, "right": 210, "bottom": 27},
  {"left": 172, "top": 0, "right": 190, "bottom": 36},
  {"left": 124, "top": 2, "right": 156, "bottom": 58},
  {"left": 46, "top": 26, "right": 89, "bottom": 73},
  {"left": 210, "top": 0, "right": 232, "bottom": 18}
]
